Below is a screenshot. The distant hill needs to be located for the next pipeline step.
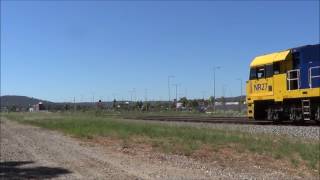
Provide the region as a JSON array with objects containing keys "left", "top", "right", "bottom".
[{"left": 0, "top": 95, "right": 54, "bottom": 107}]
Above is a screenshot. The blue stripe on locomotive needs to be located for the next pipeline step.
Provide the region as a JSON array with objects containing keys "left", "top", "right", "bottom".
[{"left": 291, "top": 44, "right": 320, "bottom": 89}]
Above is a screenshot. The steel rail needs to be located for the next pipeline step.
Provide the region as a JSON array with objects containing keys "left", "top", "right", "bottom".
[{"left": 123, "top": 116, "right": 320, "bottom": 126}]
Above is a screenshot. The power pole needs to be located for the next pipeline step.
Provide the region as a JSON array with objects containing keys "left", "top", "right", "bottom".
[
  {"left": 222, "top": 84, "right": 227, "bottom": 112},
  {"left": 171, "top": 83, "right": 179, "bottom": 111},
  {"left": 168, "top": 75, "right": 175, "bottom": 109},
  {"left": 213, "top": 66, "right": 221, "bottom": 112},
  {"left": 172, "top": 84, "right": 179, "bottom": 101}
]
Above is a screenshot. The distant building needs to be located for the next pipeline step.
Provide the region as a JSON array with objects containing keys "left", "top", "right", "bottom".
[
  {"left": 225, "top": 102, "right": 239, "bottom": 105},
  {"left": 30, "top": 102, "right": 45, "bottom": 112},
  {"left": 176, "top": 102, "right": 183, "bottom": 109}
]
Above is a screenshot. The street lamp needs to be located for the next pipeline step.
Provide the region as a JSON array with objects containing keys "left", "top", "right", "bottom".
[
  {"left": 168, "top": 75, "right": 175, "bottom": 109},
  {"left": 173, "top": 83, "right": 179, "bottom": 101},
  {"left": 213, "top": 66, "right": 221, "bottom": 112}
]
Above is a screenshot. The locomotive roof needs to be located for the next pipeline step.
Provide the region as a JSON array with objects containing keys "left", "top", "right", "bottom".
[
  {"left": 250, "top": 50, "right": 290, "bottom": 67},
  {"left": 250, "top": 44, "right": 319, "bottom": 67}
]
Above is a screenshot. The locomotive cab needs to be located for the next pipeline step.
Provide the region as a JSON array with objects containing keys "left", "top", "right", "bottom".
[{"left": 246, "top": 44, "right": 320, "bottom": 122}]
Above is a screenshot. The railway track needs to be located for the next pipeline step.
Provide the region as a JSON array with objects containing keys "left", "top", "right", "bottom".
[{"left": 124, "top": 115, "right": 320, "bottom": 126}]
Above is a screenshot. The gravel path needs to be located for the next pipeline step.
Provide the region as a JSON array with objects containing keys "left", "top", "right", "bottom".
[
  {"left": 0, "top": 119, "right": 136, "bottom": 180},
  {"left": 0, "top": 119, "right": 317, "bottom": 179}
]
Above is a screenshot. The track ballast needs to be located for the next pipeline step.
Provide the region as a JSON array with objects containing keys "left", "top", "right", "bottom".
[{"left": 125, "top": 116, "right": 319, "bottom": 126}]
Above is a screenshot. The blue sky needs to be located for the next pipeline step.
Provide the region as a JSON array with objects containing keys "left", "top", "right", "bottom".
[{"left": 1, "top": 1, "right": 319, "bottom": 102}]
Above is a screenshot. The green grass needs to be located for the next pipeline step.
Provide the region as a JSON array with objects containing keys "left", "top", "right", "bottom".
[
  {"left": 2, "top": 112, "right": 319, "bottom": 170},
  {"left": 73, "top": 109, "right": 245, "bottom": 118},
  {"left": 117, "top": 110, "right": 246, "bottom": 118}
]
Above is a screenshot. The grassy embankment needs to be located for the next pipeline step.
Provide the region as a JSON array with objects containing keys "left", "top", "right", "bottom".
[
  {"left": 117, "top": 109, "right": 246, "bottom": 118},
  {"left": 2, "top": 112, "right": 319, "bottom": 172},
  {"left": 85, "top": 109, "right": 246, "bottom": 120}
]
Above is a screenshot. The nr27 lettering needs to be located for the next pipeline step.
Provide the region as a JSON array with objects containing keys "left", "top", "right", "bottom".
[{"left": 254, "top": 83, "right": 268, "bottom": 91}]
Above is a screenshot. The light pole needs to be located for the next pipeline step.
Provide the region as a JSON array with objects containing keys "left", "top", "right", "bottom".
[
  {"left": 213, "top": 66, "right": 221, "bottom": 112},
  {"left": 222, "top": 84, "right": 227, "bottom": 112},
  {"left": 173, "top": 84, "right": 179, "bottom": 102},
  {"left": 236, "top": 78, "right": 243, "bottom": 112},
  {"left": 168, "top": 75, "right": 175, "bottom": 109},
  {"left": 172, "top": 83, "right": 180, "bottom": 111}
]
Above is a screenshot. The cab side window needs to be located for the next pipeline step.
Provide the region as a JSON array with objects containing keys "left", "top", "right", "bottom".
[
  {"left": 250, "top": 63, "right": 281, "bottom": 80},
  {"left": 249, "top": 68, "right": 257, "bottom": 80},
  {"left": 265, "top": 64, "right": 273, "bottom": 78},
  {"left": 257, "top": 67, "right": 265, "bottom": 79},
  {"left": 273, "top": 62, "right": 280, "bottom": 74}
]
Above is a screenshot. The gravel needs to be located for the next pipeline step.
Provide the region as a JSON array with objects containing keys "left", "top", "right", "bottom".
[
  {"left": 202, "top": 123, "right": 320, "bottom": 140},
  {"left": 125, "top": 119, "right": 320, "bottom": 141}
]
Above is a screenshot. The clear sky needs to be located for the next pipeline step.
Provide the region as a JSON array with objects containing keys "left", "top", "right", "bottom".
[{"left": 1, "top": 1, "right": 319, "bottom": 102}]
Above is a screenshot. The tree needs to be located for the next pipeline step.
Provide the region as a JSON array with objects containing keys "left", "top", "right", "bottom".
[
  {"left": 179, "top": 97, "right": 189, "bottom": 107},
  {"left": 10, "top": 105, "right": 17, "bottom": 112},
  {"left": 64, "top": 104, "right": 70, "bottom": 111},
  {"left": 191, "top": 100, "right": 199, "bottom": 109},
  {"left": 112, "top": 99, "right": 117, "bottom": 109},
  {"left": 135, "top": 101, "right": 143, "bottom": 110}
]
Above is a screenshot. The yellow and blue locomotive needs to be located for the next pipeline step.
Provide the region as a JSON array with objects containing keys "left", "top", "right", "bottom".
[{"left": 246, "top": 44, "right": 320, "bottom": 122}]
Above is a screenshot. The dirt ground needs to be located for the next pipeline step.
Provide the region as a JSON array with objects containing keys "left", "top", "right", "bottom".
[{"left": 0, "top": 119, "right": 318, "bottom": 180}]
